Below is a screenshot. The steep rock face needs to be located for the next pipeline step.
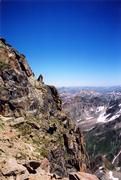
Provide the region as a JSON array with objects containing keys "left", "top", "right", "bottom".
[
  {"left": 0, "top": 38, "right": 61, "bottom": 117},
  {"left": 0, "top": 38, "right": 89, "bottom": 178}
]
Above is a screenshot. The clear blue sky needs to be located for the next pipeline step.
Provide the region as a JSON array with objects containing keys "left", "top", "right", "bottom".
[{"left": 1, "top": 0, "right": 121, "bottom": 86}]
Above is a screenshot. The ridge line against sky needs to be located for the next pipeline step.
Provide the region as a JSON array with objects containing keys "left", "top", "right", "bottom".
[{"left": 1, "top": 0, "right": 121, "bottom": 86}]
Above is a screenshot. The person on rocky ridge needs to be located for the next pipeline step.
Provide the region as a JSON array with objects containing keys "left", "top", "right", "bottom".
[{"left": 37, "top": 74, "right": 44, "bottom": 84}]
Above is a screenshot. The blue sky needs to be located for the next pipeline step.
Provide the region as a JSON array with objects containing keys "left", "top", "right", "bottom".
[{"left": 1, "top": 0, "right": 121, "bottom": 86}]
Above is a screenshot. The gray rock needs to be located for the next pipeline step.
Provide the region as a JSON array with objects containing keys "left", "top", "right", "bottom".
[
  {"left": 10, "top": 117, "right": 25, "bottom": 126},
  {"left": 1, "top": 158, "right": 27, "bottom": 176}
]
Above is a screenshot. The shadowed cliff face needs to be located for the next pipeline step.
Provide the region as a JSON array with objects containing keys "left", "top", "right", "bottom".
[{"left": 0, "top": 38, "right": 89, "bottom": 178}]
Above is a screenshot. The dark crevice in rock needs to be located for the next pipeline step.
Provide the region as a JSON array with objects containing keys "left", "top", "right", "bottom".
[
  {"left": 63, "top": 134, "right": 69, "bottom": 150},
  {"left": 67, "top": 159, "right": 80, "bottom": 172},
  {"left": 19, "top": 61, "right": 27, "bottom": 72},
  {"left": 23, "top": 161, "right": 40, "bottom": 174},
  {"left": 8, "top": 102, "right": 16, "bottom": 111},
  {"left": 47, "top": 124, "right": 57, "bottom": 134}
]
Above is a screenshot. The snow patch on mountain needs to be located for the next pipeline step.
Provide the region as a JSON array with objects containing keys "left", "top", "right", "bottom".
[
  {"left": 96, "top": 106, "right": 105, "bottom": 113},
  {"left": 97, "top": 111, "right": 108, "bottom": 123},
  {"left": 97, "top": 104, "right": 121, "bottom": 123},
  {"left": 109, "top": 171, "right": 119, "bottom": 180}
]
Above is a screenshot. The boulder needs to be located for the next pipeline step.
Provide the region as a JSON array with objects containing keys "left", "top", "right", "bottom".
[
  {"left": 0, "top": 158, "right": 29, "bottom": 178},
  {"left": 10, "top": 117, "right": 25, "bottom": 126},
  {"left": 39, "top": 158, "right": 50, "bottom": 173}
]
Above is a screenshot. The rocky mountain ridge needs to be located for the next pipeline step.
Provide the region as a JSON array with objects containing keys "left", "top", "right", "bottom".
[{"left": 0, "top": 38, "right": 100, "bottom": 179}]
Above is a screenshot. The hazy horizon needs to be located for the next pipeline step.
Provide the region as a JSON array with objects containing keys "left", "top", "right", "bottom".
[
  {"left": 1, "top": 0, "right": 121, "bottom": 86},
  {"left": 57, "top": 85, "right": 121, "bottom": 88}
]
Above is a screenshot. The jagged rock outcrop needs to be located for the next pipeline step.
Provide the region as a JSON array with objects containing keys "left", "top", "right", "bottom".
[
  {"left": 0, "top": 38, "right": 61, "bottom": 117},
  {"left": 0, "top": 158, "right": 98, "bottom": 180},
  {"left": 0, "top": 38, "right": 91, "bottom": 179}
]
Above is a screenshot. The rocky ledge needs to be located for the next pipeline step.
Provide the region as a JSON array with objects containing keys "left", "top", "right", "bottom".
[
  {"left": 0, "top": 157, "right": 99, "bottom": 180},
  {"left": 0, "top": 38, "right": 98, "bottom": 179}
]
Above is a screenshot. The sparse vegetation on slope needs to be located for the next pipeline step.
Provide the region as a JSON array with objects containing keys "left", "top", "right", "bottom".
[{"left": 0, "top": 38, "right": 90, "bottom": 179}]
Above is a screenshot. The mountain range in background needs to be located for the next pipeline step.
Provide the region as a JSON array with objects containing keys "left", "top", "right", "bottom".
[{"left": 58, "top": 86, "right": 121, "bottom": 176}]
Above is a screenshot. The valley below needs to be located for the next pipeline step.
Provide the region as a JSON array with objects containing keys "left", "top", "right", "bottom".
[{"left": 59, "top": 86, "right": 121, "bottom": 178}]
